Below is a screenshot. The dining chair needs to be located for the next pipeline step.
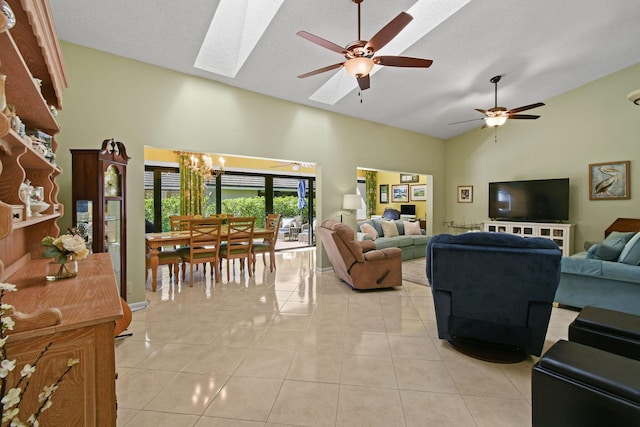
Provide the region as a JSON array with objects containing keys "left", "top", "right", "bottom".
[
  {"left": 170, "top": 214, "right": 194, "bottom": 232},
  {"left": 252, "top": 214, "right": 281, "bottom": 272},
  {"left": 145, "top": 247, "right": 181, "bottom": 282},
  {"left": 178, "top": 217, "right": 224, "bottom": 285},
  {"left": 219, "top": 216, "right": 255, "bottom": 281}
]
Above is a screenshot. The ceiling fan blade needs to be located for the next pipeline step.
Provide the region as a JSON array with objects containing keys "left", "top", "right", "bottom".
[
  {"left": 373, "top": 56, "right": 433, "bottom": 68},
  {"left": 508, "top": 114, "right": 541, "bottom": 120},
  {"left": 474, "top": 108, "right": 488, "bottom": 114},
  {"left": 357, "top": 74, "right": 370, "bottom": 91},
  {"left": 365, "top": 12, "right": 413, "bottom": 52},
  {"left": 507, "top": 102, "right": 545, "bottom": 114},
  {"left": 297, "top": 62, "right": 344, "bottom": 78},
  {"left": 448, "top": 118, "right": 484, "bottom": 125},
  {"left": 296, "top": 31, "right": 347, "bottom": 55}
]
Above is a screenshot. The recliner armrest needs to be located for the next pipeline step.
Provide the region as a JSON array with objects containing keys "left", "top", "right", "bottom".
[{"left": 362, "top": 247, "right": 401, "bottom": 261}]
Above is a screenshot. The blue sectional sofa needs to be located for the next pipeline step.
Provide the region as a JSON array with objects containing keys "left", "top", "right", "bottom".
[
  {"left": 357, "top": 218, "right": 430, "bottom": 260},
  {"left": 556, "top": 230, "right": 640, "bottom": 315}
]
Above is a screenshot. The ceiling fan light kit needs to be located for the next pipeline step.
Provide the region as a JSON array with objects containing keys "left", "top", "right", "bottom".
[
  {"left": 344, "top": 57, "right": 374, "bottom": 77},
  {"left": 628, "top": 89, "right": 640, "bottom": 105},
  {"left": 485, "top": 115, "right": 508, "bottom": 127}
]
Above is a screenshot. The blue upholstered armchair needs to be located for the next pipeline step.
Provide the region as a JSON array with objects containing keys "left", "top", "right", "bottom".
[{"left": 426, "top": 232, "right": 562, "bottom": 361}]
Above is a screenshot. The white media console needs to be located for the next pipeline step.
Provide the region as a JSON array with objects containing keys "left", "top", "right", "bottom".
[{"left": 484, "top": 221, "right": 575, "bottom": 256}]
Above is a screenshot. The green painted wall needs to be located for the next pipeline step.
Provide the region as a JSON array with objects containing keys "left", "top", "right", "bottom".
[
  {"left": 445, "top": 63, "right": 640, "bottom": 250},
  {"left": 54, "top": 42, "right": 445, "bottom": 303}
]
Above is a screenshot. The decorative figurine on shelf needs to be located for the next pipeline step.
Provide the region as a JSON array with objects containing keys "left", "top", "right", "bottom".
[{"left": 18, "top": 181, "right": 32, "bottom": 219}]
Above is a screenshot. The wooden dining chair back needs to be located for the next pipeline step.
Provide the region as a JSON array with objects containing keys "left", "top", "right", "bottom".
[
  {"left": 170, "top": 215, "right": 193, "bottom": 231},
  {"left": 219, "top": 216, "right": 256, "bottom": 281},
  {"left": 252, "top": 214, "right": 281, "bottom": 272},
  {"left": 178, "top": 217, "right": 224, "bottom": 285}
]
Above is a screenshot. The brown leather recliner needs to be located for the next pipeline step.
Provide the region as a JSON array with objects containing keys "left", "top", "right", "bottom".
[{"left": 317, "top": 219, "right": 402, "bottom": 290}]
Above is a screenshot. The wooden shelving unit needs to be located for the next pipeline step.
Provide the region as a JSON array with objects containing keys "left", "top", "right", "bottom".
[{"left": 0, "top": 0, "right": 67, "bottom": 281}]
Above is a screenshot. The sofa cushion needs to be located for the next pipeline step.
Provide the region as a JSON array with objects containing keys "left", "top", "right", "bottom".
[
  {"left": 408, "top": 234, "right": 430, "bottom": 246},
  {"left": 373, "top": 238, "right": 398, "bottom": 249},
  {"left": 394, "top": 220, "right": 405, "bottom": 235},
  {"left": 590, "top": 231, "right": 636, "bottom": 261},
  {"left": 370, "top": 219, "right": 384, "bottom": 237},
  {"left": 381, "top": 220, "right": 399, "bottom": 237},
  {"left": 360, "top": 223, "right": 378, "bottom": 240},
  {"left": 403, "top": 221, "right": 422, "bottom": 236},
  {"left": 618, "top": 232, "right": 640, "bottom": 265}
]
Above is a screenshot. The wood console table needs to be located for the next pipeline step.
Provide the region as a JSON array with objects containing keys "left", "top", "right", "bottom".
[{"left": 4, "top": 253, "right": 122, "bottom": 427}]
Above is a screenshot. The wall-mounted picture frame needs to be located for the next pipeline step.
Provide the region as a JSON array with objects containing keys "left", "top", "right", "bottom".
[
  {"left": 457, "top": 185, "right": 473, "bottom": 203},
  {"left": 392, "top": 184, "right": 409, "bottom": 203},
  {"left": 589, "top": 160, "right": 630, "bottom": 200},
  {"left": 400, "top": 173, "right": 420, "bottom": 183},
  {"left": 379, "top": 184, "right": 389, "bottom": 204},
  {"left": 410, "top": 184, "right": 427, "bottom": 201}
]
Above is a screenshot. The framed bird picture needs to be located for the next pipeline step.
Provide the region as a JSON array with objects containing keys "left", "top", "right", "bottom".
[{"left": 589, "top": 161, "right": 630, "bottom": 200}]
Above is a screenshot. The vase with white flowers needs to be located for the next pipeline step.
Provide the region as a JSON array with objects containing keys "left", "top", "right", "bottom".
[
  {"left": 41, "top": 234, "right": 89, "bottom": 281},
  {"left": 0, "top": 282, "right": 79, "bottom": 426}
]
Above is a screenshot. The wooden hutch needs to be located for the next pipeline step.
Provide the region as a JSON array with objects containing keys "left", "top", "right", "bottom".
[{"left": 0, "top": 1, "right": 122, "bottom": 425}]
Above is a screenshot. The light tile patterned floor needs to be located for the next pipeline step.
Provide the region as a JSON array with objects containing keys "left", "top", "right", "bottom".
[{"left": 116, "top": 248, "right": 579, "bottom": 426}]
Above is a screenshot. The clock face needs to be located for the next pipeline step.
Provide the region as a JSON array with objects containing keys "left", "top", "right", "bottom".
[{"left": 104, "top": 165, "right": 121, "bottom": 197}]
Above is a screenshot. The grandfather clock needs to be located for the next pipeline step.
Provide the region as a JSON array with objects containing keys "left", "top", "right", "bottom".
[{"left": 71, "top": 139, "right": 130, "bottom": 300}]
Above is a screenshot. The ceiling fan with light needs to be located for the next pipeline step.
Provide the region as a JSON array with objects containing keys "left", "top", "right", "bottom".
[
  {"left": 451, "top": 75, "right": 545, "bottom": 128},
  {"left": 270, "top": 161, "right": 315, "bottom": 171},
  {"left": 296, "top": 0, "right": 433, "bottom": 91}
]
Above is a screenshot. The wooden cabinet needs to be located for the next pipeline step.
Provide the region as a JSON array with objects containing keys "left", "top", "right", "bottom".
[
  {"left": 484, "top": 221, "right": 575, "bottom": 256},
  {"left": 0, "top": 0, "right": 67, "bottom": 281},
  {"left": 71, "top": 140, "right": 130, "bottom": 299},
  {"left": 4, "top": 253, "right": 122, "bottom": 427}
]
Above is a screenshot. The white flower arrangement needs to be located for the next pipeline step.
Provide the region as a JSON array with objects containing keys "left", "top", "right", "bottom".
[
  {"left": 0, "top": 282, "right": 79, "bottom": 426},
  {"left": 41, "top": 234, "right": 89, "bottom": 264}
]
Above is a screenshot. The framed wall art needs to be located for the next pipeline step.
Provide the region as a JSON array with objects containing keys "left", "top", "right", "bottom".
[
  {"left": 410, "top": 184, "right": 427, "bottom": 201},
  {"left": 392, "top": 184, "right": 409, "bottom": 203},
  {"left": 589, "top": 160, "right": 630, "bottom": 200},
  {"left": 379, "top": 184, "right": 389, "bottom": 204},
  {"left": 457, "top": 185, "right": 473, "bottom": 203},
  {"left": 400, "top": 173, "right": 420, "bottom": 183}
]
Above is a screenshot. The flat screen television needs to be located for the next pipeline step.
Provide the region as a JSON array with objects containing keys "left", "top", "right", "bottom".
[
  {"left": 488, "top": 178, "right": 569, "bottom": 222},
  {"left": 400, "top": 204, "right": 416, "bottom": 216}
]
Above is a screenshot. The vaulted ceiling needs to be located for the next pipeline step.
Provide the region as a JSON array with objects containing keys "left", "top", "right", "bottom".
[{"left": 50, "top": 0, "right": 640, "bottom": 140}]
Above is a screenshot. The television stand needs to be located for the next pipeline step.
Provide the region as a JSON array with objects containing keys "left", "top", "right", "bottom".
[{"left": 484, "top": 221, "right": 575, "bottom": 256}]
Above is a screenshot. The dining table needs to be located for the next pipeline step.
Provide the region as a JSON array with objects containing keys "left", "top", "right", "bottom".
[{"left": 145, "top": 227, "right": 272, "bottom": 291}]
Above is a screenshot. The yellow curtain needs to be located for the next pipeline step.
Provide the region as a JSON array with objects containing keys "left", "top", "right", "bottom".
[{"left": 179, "top": 154, "right": 204, "bottom": 216}]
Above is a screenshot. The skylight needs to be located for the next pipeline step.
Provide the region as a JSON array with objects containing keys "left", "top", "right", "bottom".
[
  {"left": 309, "top": 0, "right": 472, "bottom": 105},
  {"left": 194, "top": 0, "right": 284, "bottom": 78}
]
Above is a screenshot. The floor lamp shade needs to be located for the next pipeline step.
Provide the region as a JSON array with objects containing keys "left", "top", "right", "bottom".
[{"left": 343, "top": 194, "right": 362, "bottom": 210}]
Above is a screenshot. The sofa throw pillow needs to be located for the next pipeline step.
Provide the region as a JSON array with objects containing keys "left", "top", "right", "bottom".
[
  {"left": 593, "top": 238, "right": 628, "bottom": 261},
  {"left": 360, "top": 223, "right": 378, "bottom": 240},
  {"left": 403, "top": 221, "right": 422, "bottom": 236},
  {"left": 585, "top": 244, "right": 599, "bottom": 259},
  {"left": 618, "top": 232, "right": 640, "bottom": 265},
  {"left": 381, "top": 220, "right": 399, "bottom": 237},
  {"left": 589, "top": 231, "right": 636, "bottom": 261}
]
